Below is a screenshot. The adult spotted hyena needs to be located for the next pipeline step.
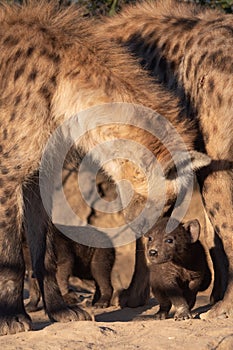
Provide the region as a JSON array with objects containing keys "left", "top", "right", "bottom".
[
  {"left": 0, "top": 1, "right": 209, "bottom": 335},
  {"left": 100, "top": 0, "right": 233, "bottom": 319}
]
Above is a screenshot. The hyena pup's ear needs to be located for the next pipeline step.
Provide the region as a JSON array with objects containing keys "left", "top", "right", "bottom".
[{"left": 183, "top": 219, "right": 201, "bottom": 243}]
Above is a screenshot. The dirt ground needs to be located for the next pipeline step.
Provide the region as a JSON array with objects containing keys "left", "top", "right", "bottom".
[
  {"left": 1, "top": 178, "right": 233, "bottom": 349},
  {"left": 1, "top": 290, "right": 233, "bottom": 350}
]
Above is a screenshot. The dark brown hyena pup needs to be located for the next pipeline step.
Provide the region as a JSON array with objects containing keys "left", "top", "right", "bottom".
[
  {"left": 145, "top": 217, "right": 211, "bottom": 320},
  {"left": 0, "top": 1, "right": 210, "bottom": 335},
  {"left": 99, "top": 0, "right": 233, "bottom": 319},
  {"left": 24, "top": 229, "right": 115, "bottom": 311}
]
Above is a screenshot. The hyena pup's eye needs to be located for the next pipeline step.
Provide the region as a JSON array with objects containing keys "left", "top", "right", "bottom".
[
  {"left": 148, "top": 236, "right": 153, "bottom": 242},
  {"left": 165, "top": 238, "right": 174, "bottom": 244}
]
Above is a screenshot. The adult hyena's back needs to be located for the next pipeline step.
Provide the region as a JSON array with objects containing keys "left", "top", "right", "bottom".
[{"left": 100, "top": 0, "right": 233, "bottom": 158}]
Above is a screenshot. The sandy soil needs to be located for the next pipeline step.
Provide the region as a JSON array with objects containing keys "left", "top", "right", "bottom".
[{"left": 1, "top": 291, "right": 233, "bottom": 350}]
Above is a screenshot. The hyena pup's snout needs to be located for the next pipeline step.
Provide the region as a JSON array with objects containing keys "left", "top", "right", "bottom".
[{"left": 149, "top": 248, "right": 158, "bottom": 257}]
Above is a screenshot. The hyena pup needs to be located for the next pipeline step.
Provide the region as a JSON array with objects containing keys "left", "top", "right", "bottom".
[
  {"left": 100, "top": 0, "right": 233, "bottom": 319},
  {"left": 23, "top": 228, "right": 115, "bottom": 311},
  {"left": 145, "top": 217, "right": 211, "bottom": 320},
  {"left": 0, "top": 1, "right": 210, "bottom": 334}
]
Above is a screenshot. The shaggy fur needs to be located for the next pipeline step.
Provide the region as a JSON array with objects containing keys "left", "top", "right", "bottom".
[{"left": 145, "top": 217, "right": 211, "bottom": 320}]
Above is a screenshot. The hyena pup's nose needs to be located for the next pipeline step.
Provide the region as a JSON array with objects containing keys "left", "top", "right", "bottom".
[{"left": 149, "top": 249, "right": 158, "bottom": 257}]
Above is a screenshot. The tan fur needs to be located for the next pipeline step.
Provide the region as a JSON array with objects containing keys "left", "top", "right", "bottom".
[{"left": 99, "top": 0, "right": 233, "bottom": 318}]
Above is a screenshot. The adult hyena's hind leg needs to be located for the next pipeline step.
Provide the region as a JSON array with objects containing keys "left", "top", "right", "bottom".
[
  {"left": 203, "top": 210, "right": 228, "bottom": 304},
  {"left": 23, "top": 176, "right": 92, "bottom": 322},
  {"left": 0, "top": 184, "right": 32, "bottom": 335},
  {"left": 199, "top": 167, "right": 233, "bottom": 319}
]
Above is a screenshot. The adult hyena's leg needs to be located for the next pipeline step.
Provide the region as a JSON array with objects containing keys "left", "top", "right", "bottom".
[
  {"left": 23, "top": 178, "right": 92, "bottom": 322},
  {"left": 119, "top": 237, "right": 150, "bottom": 308},
  {"left": 199, "top": 168, "right": 233, "bottom": 319},
  {"left": 203, "top": 210, "right": 228, "bottom": 304},
  {"left": 0, "top": 185, "right": 31, "bottom": 335}
]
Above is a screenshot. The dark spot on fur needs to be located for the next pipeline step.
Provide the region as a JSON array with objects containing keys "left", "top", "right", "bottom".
[
  {"left": 8, "top": 176, "right": 17, "bottom": 182},
  {"left": 217, "top": 93, "right": 223, "bottom": 107},
  {"left": 197, "top": 37, "right": 204, "bottom": 47},
  {"left": 3, "top": 129, "right": 7, "bottom": 140},
  {"left": 222, "top": 223, "right": 228, "bottom": 229},
  {"left": 0, "top": 145, "right": 2, "bottom": 153},
  {"left": 0, "top": 197, "right": 7, "bottom": 204},
  {"left": 227, "top": 97, "right": 232, "bottom": 107},
  {"left": 26, "top": 46, "right": 35, "bottom": 57},
  {"left": 161, "top": 41, "right": 170, "bottom": 53},
  {"left": 40, "top": 26, "right": 48, "bottom": 34},
  {"left": 50, "top": 75, "right": 57, "bottom": 86},
  {"left": 213, "top": 203, "right": 220, "bottom": 211},
  {"left": 0, "top": 178, "right": 4, "bottom": 187},
  {"left": 0, "top": 221, "right": 7, "bottom": 228},
  {"left": 14, "top": 65, "right": 25, "bottom": 82},
  {"left": 207, "top": 78, "right": 215, "bottom": 94},
  {"left": 14, "top": 165, "right": 21, "bottom": 170},
  {"left": 208, "top": 18, "right": 225, "bottom": 25},
  {"left": 26, "top": 91, "right": 31, "bottom": 100},
  {"left": 185, "top": 38, "right": 193, "bottom": 50},
  {"left": 208, "top": 50, "right": 223, "bottom": 65},
  {"left": 27, "top": 69, "right": 38, "bottom": 82},
  {"left": 5, "top": 208, "right": 13, "bottom": 217},
  {"left": 209, "top": 209, "right": 215, "bottom": 217},
  {"left": 221, "top": 25, "right": 233, "bottom": 35},
  {"left": 196, "top": 52, "right": 208, "bottom": 69},
  {"left": 14, "top": 94, "right": 21, "bottom": 106},
  {"left": 40, "top": 48, "right": 60, "bottom": 64},
  {"left": 51, "top": 53, "right": 60, "bottom": 64},
  {"left": 10, "top": 112, "right": 16, "bottom": 121},
  {"left": 213, "top": 124, "right": 218, "bottom": 133},
  {"left": 3, "top": 35, "right": 20, "bottom": 46},
  {"left": 185, "top": 55, "right": 193, "bottom": 80},
  {"left": 171, "top": 43, "right": 180, "bottom": 56},
  {"left": 204, "top": 131, "right": 209, "bottom": 144},
  {"left": 39, "top": 86, "right": 51, "bottom": 101},
  {"left": 172, "top": 18, "right": 199, "bottom": 30},
  {"left": 1, "top": 167, "right": 9, "bottom": 175},
  {"left": 13, "top": 49, "right": 23, "bottom": 62},
  {"left": 4, "top": 189, "right": 12, "bottom": 197},
  {"left": 3, "top": 152, "right": 9, "bottom": 158}
]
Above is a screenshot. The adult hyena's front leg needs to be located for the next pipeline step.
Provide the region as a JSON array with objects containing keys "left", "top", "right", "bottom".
[
  {"left": 200, "top": 169, "right": 233, "bottom": 319},
  {"left": 119, "top": 237, "right": 150, "bottom": 308},
  {"left": 24, "top": 178, "right": 92, "bottom": 322},
  {"left": 0, "top": 186, "right": 31, "bottom": 335}
]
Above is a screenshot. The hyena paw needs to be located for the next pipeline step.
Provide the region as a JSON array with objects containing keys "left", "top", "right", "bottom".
[
  {"left": 174, "top": 309, "right": 192, "bottom": 321},
  {"left": 154, "top": 311, "right": 169, "bottom": 320},
  {"left": 48, "top": 305, "right": 93, "bottom": 322},
  {"left": 0, "top": 314, "right": 32, "bottom": 335},
  {"left": 93, "top": 297, "right": 111, "bottom": 308},
  {"left": 200, "top": 300, "right": 233, "bottom": 320}
]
